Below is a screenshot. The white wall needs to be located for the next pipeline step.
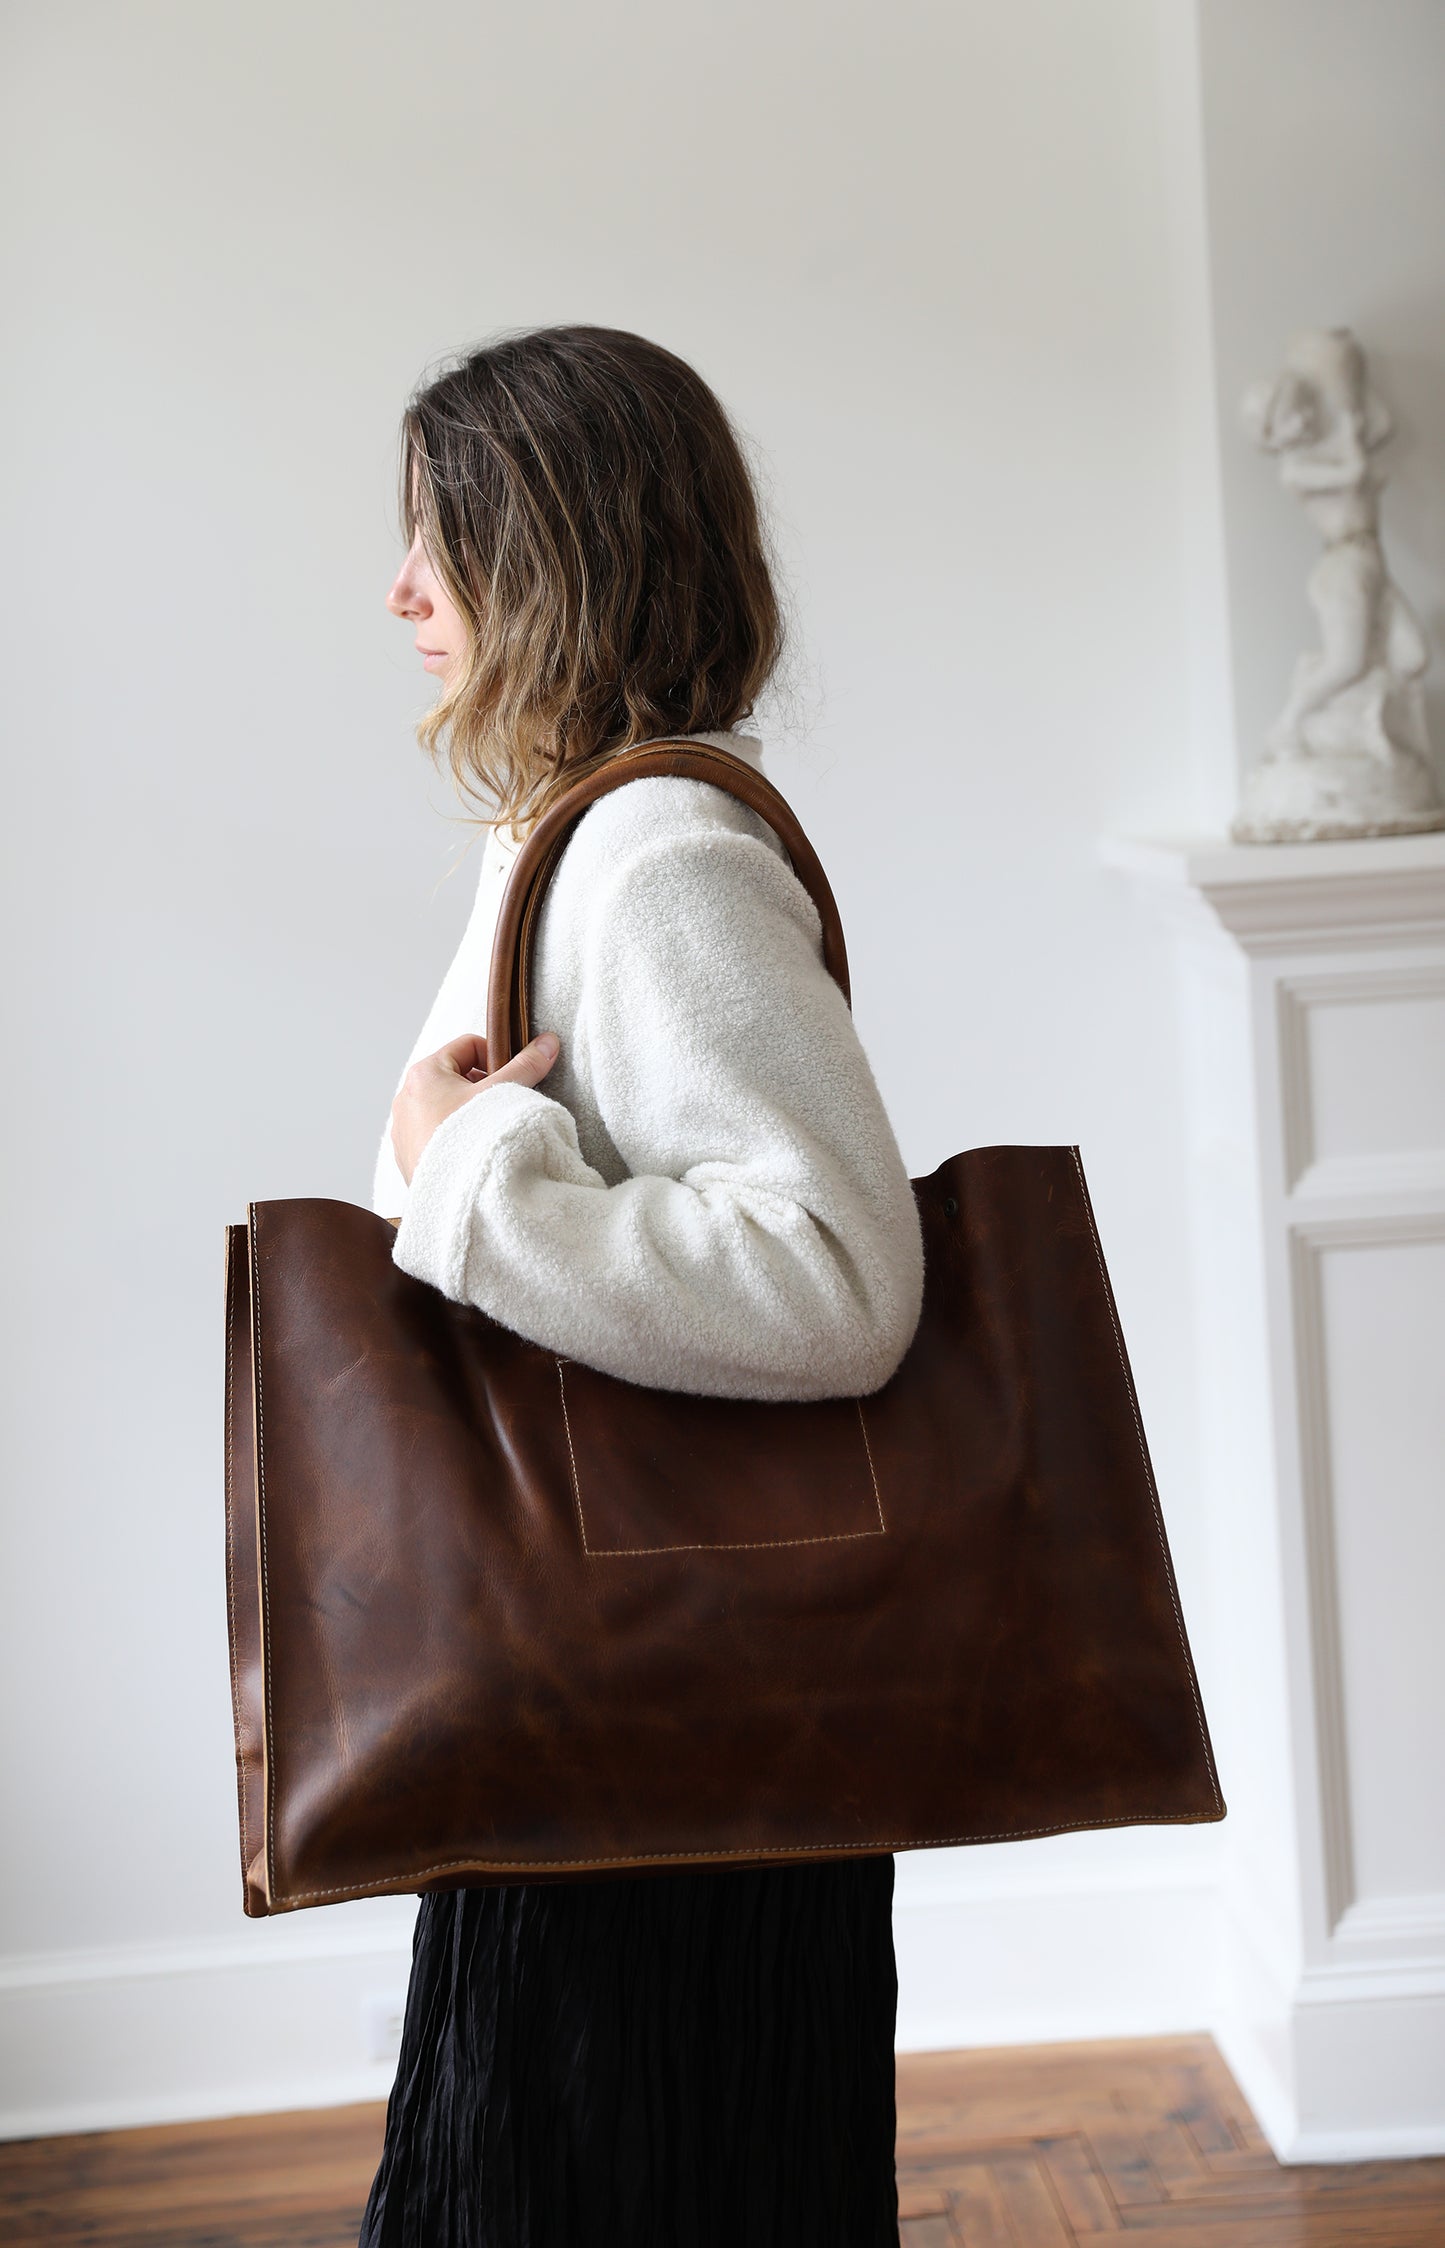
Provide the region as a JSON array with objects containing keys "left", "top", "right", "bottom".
[{"left": 3, "top": 0, "right": 1231, "bottom": 2134}]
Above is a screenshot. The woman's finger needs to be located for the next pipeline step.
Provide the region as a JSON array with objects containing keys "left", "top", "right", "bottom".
[
  {"left": 484, "top": 1032, "right": 560, "bottom": 1090},
  {"left": 434, "top": 1031, "right": 488, "bottom": 1078}
]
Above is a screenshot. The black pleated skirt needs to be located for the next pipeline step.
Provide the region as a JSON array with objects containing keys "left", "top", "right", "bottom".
[{"left": 357, "top": 1855, "right": 899, "bottom": 2248}]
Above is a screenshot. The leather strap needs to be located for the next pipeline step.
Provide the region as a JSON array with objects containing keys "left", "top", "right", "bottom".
[{"left": 485, "top": 739, "right": 852, "bottom": 1066}]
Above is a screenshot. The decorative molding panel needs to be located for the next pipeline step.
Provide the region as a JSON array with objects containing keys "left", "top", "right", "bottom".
[
  {"left": 1106, "top": 827, "right": 1445, "bottom": 2161},
  {"left": 1332, "top": 1891, "right": 1445, "bottom": 1967},
  {"left": 1278, "top": 966, "right": 1445, "bottom": 1195},
  {"left": 1288, "top": 1213, "right": 1445, "bottom": 1938}
]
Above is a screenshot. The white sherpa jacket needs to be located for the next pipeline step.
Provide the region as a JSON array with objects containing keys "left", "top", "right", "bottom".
[{"left": 372, "top": 731, "right": 925, "bottom": 1401}]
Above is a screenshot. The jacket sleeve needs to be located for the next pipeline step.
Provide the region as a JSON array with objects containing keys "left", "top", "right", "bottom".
[{"left": 389, "top": 821, "right": 925, "bottom": 1400}]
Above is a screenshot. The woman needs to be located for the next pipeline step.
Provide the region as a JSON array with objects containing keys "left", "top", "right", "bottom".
[{"left": 359, "top": 326, "right": 925, "bottom": 2248}]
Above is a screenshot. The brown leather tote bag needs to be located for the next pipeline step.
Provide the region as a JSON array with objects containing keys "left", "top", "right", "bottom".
[{"left": 224, "top": 741, "right": 1224, "bottom": 1917}]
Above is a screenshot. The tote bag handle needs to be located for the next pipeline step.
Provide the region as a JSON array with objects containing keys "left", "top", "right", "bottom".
[{"left": 485, "top": 740, "right": 853, "bottom": 1065}]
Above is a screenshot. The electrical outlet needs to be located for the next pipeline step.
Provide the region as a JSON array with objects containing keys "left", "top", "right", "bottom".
[{"left": 362, "top": 1989, "right": 408, "bottom": 2066}]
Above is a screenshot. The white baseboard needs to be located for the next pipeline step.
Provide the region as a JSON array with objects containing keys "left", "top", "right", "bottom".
[
  {"left": 0, "top": 1913, "right": 420, "bottom": 2141},
  {"left": 1214, "top": 1892, "right": 1445, "bottom": 2162},
  {"left": 893, "top": 1865, "right": 1219, "bottom": 2052},
  {"left": 1, "top": 1872, "right": 1218, "bottom": 2143},
  {"left": 9, "top": 1873, "right": 1439, "bottom": 2158}
]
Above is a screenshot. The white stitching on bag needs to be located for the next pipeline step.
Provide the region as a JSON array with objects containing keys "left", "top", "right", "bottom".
[
  {"left": 223, "top": 1234, "right": 249, "bottom": 1878},
  {"left": 281, "top": 1808, "right": 1216, "bottom": 1904},
  {"left": 250, "top": 1211, "right": 277, "bottom": 1908},
  {"left": 856, "top": 1398, "right": 884, "bottom": 1530},
  {"left": 556, "top": 1360, "right": 888, "bottom": 1556},
  {"left": 556, "top": 1357, "right": 590, "bottom": 1555},
  {"left": 1068, "top": 1145, "right": 1221, "bottom": 1809}
]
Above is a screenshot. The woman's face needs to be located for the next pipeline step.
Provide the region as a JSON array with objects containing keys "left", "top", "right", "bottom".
[{"left": 386, "top": 526, "right": 467, "bottom": 684}]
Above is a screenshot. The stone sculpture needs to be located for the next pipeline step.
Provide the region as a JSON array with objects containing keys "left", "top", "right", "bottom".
[{"left": 1232, "top": 326, "right": 1444, "bottom": 843}]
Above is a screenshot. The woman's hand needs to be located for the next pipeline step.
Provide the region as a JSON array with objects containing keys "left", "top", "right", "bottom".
[{"left": 390, "top": 1030, "right": 560, "bottom": 1188}]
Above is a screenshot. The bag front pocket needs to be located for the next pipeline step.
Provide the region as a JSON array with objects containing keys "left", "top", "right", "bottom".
[{"left": 554, "top": 1360, "right": 886, "bottom": 1557}]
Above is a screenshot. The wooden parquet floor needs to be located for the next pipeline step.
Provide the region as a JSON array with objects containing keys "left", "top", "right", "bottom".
[
  {"left": 1, "top": 2034, "right": 1443, "bottom": 2246},
  {"left": 894, "top": 2037, "right": 1445, "bottom": 2246}
]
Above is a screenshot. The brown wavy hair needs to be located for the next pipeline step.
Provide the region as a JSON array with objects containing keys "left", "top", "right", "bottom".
[{"left": 399, "top": 326, "right": 785, "bottom": 833}]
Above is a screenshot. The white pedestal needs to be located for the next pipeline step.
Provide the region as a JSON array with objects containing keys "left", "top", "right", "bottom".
[{"left": 1104, "top": 830, "right": 1445, "bottom": 2161}]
